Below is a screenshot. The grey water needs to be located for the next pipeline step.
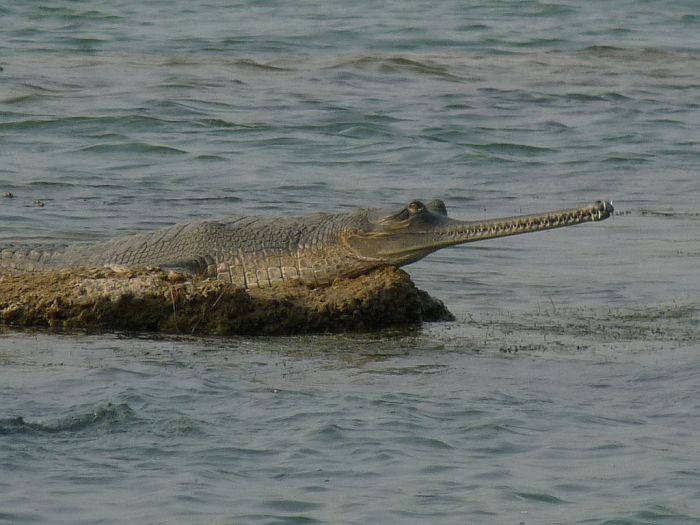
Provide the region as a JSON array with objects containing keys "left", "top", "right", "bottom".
[{"left": 1, "top": 1, "right": 699, "bottom": 523}]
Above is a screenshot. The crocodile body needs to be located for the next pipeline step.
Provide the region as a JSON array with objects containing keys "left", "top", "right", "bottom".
[{"left": 0, "top": 199, "right": 613, "bottom": 288}]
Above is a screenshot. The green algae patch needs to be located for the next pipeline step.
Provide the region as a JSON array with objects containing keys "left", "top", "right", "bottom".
[{"left": 0, "top": 266, "right": 453, "bottom": 335}]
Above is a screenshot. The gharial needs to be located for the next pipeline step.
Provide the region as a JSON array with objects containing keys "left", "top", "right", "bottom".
[{"left": 0, "top": 199, "right": 613, "bottom": 288}]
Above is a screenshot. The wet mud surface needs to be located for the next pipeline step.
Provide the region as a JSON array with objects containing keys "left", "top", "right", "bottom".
[{"left": 0, "top": 266, "right": 453, "bottom": 335}]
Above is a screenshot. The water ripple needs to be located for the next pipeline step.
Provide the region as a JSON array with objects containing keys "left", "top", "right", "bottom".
[
  {"left": 78, "top": 142, "right": 188, "bottom": 155},
  {"left": 0, "top": 402, "right": 134, "bottom": 435}
]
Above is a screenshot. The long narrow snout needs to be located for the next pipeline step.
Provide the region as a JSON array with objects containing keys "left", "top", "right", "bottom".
[{"left": 375, "top": 200, "right": 614, "bottom": 258}]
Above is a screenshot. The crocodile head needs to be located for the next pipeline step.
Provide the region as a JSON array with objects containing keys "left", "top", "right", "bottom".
[{"left": 344, "top": 199, "right": 614, "bottom": 266}]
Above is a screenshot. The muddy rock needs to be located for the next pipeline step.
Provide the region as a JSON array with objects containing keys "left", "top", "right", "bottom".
[{"left": 0, "top": 266, "right": 453, "bottom": 335}]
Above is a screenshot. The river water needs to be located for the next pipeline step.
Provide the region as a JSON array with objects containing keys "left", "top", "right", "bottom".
[{"left": 1, "top": 1, "right": 699, "bottom": 524}]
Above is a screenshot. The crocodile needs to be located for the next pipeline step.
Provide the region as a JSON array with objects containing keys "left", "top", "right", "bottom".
[{"left": 0, "top": 199, "right": 613, "bottom": 288}]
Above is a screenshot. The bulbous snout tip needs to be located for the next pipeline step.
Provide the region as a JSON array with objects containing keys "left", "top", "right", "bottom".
[{"left": 595, "top": 200, "right": 614, "bottom": 220}]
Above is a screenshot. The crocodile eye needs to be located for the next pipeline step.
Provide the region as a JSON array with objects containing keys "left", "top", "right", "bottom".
[{"left": 407, "top": 200, "right": 425, "bottom": 214}]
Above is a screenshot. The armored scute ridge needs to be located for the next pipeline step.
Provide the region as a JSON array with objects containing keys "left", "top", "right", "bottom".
[{"left": 0, "top": 199, "right": 613, "bottom": 288}]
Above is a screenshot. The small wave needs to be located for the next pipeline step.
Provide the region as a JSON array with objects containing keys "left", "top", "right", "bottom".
[
  {"left": 582, "top": 45, "right": 637, "bottom": 57},
  {"left": 57, "top": 36, "right": 106, "bottom": 48},
  {"left": 0, "top": 402, "right": 134, "bottom": 435},
  {"left": 195, "top": 118, "right": 268, "bottom": 131},
  {"left": 264, "top": 500, "right": 323, "bottom": 513},
  {"left": 394, "top": 435, "right": 454, "bottom": 450},
  {"left": 27, "top": 180, "right": 77, "bottom": 187},
  {"left": 0, "top": 93, "right": 43, "bottom": 105},
  {"left": 194, "top": 154, "right": 228, "bottom": 162},
  {"left": 455, "top": 23, "right": 490, "bottom": 32},
  {"left": 515, "top": 37, "right": 569, "bottom": 49},
  {"left": 513, "top": 491, "right": 570, "bottom": 505},
  {"left": 78, "top": 142, "right": 188, "bottom": 155},
  {"left": 30, "top": 6, "right": 122, "bottom": 22},
  {"left": 233, "top": 58, "right": 294, "bottom": 72},
  {"left": 160, "top": 195, "right": 243, "bottom": 203},
  {"left": 562, "top": 92, "right": 631, "bottom": 102},
  {"left": 580, "top": 45, "right": 679, "bottom": 62},
  {"left": 155, "top": 99, "right": 236, "bottom": 116},
  {"left": 640, "top": 208, "right": 700, "bottom": 220},
  {"left": 0, "top": 118, "right": 74, "bottom": 131},
  {"left": 0, "top": 115, "right": 176, "bottom": 133},
  {"left": 274, "top": 182, "right": 329, "bottom": 192},
  {"left": 327, "top": 55, "right": 464, "bottom": 81},
  {"left": 312, "top": 120, "right": 394, "bottom": 139},
  {"left": 603, "top": 155, "right": 653, "bottom": 164},
  {"left": 471, "top": 142, "right": 554, "bottom": 156},
  {"left": 239, "top": 136, "right": 305, "bottom": 147}
]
